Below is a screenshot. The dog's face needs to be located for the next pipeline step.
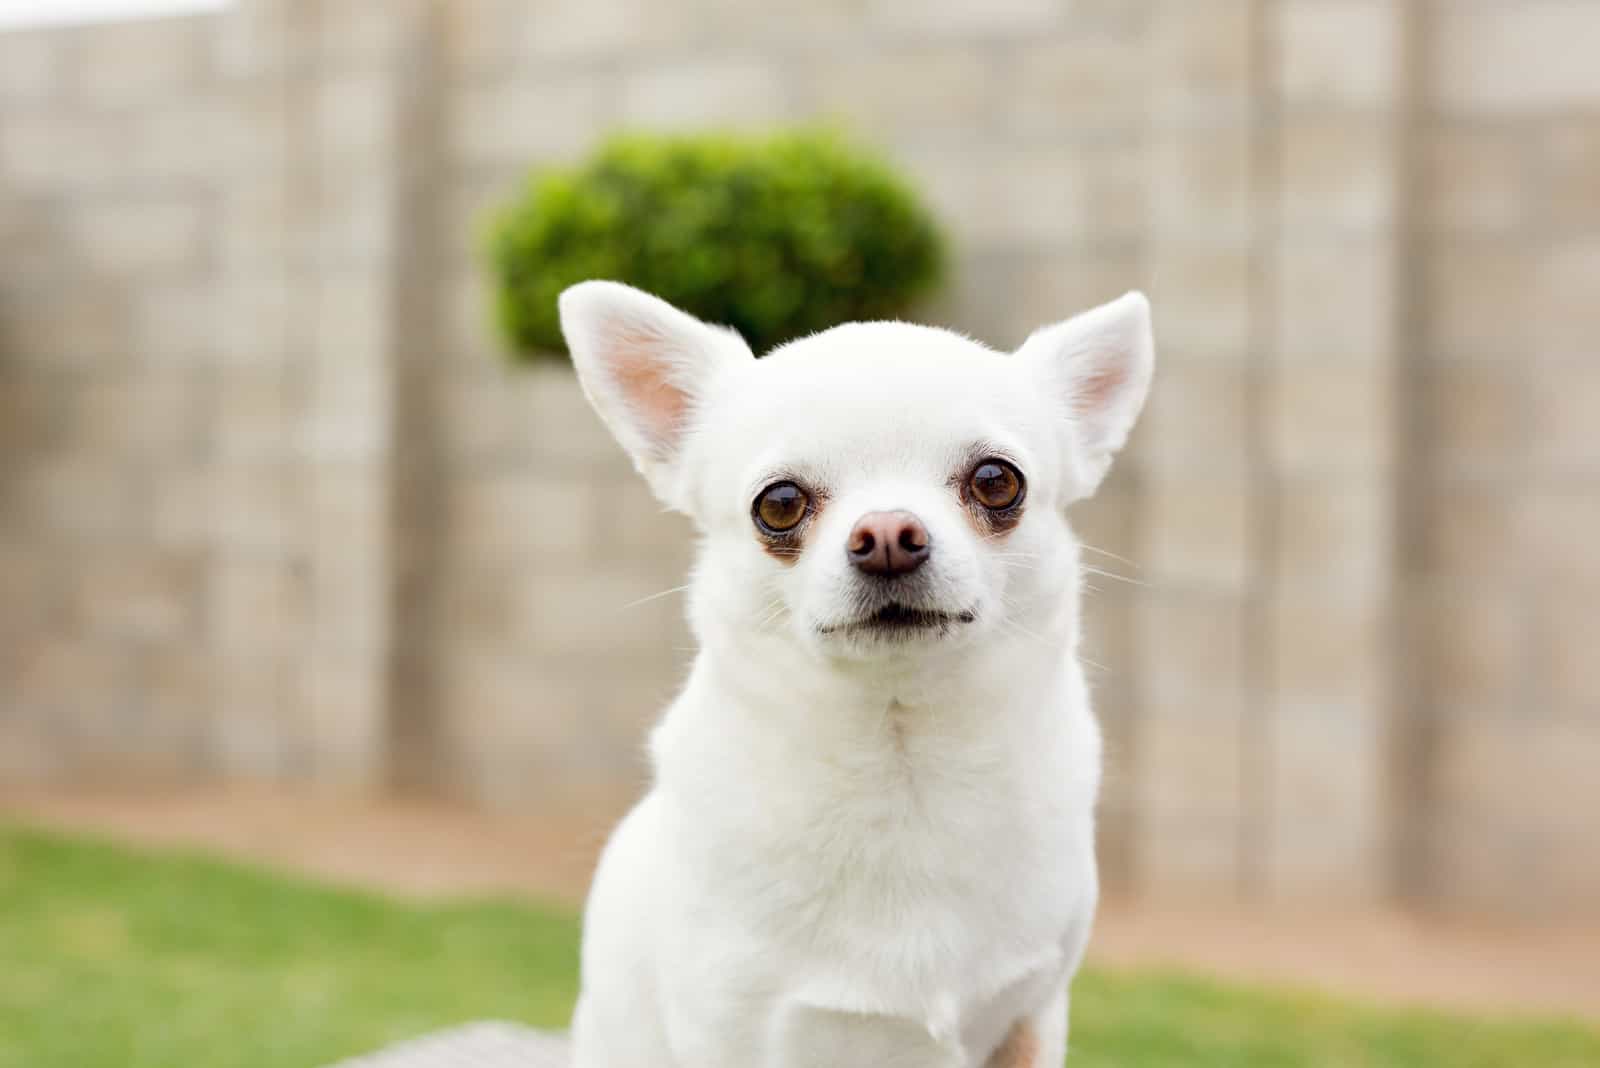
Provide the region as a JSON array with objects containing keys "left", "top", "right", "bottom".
[{"left": 560, "top": 283, "right": 1152, "bottom": 663}]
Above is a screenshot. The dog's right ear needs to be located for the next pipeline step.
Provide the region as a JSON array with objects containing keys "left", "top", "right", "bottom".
[{"left": 559, "top": 281, "right": 753, "bottom": 509}]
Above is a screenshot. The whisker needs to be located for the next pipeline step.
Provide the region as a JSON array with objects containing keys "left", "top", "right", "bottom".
[
  {"left": 619, "top": 584, "right": 692, "bottom": 610},
  {"left": 1081, "top": 565, "right": 1146, "bottom": 588},
  {"left": 1080, "top": 543, "right": 1141, "bottom": 569}
]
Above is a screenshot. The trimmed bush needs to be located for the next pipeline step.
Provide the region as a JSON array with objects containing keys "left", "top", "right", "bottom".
[{"left": 484, "top": 129, "right": 947, "bottom": 361}]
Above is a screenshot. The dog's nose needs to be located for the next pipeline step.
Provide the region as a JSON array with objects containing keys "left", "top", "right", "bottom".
[{"left": 846, "top": 511, "right": 930, "bottom": 577}]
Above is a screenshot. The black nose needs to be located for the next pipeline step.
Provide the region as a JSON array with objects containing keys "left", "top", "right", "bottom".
[{"left": 847, "top": 511, "right": 931, "bottom": 577}]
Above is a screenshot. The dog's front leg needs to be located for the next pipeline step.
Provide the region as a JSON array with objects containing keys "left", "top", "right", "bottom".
[{"left": 984, "top": 981, "right": 1069, "bottom": 1068}]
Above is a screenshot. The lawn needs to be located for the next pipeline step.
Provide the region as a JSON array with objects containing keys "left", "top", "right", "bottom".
[{"left": 2, "top": 826, "right": 1597, "bottom": 1068}]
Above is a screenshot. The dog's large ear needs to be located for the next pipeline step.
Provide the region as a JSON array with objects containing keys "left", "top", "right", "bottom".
[
  {"left": 559, "top": 281, "right": 753, "bottom": 508},
  {"left": 1016, "top": 291, "right": 1153, "bottom": 502}
]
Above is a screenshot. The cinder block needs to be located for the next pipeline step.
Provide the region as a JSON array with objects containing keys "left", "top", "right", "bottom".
[
  {"left": 215, "top": 366, "right": 293, "bottom": 463},
  {"left": 312, "top": 0, "right": 421, "bottom": 66},
  {"left": 136, "top": 647, "right": 213, "bottom": 769},
  {"left": 1270, "top": 586, "right": 1385, "bottom": 707},
  {"left": 298, "top": 653, "right": 387, "bottom": 785},
  {"left": 601, "top": 478, "right": 697, "bottom": 575},
  {"left": 529, "top": 364, "right": 631, "bottom": 469},
  {"left": 1280, "top": 116, "right": 1397, "bottom": 234},
  {"left": 1522, "top": 487, "right": 1600, "bottom": 587},
  {"left": 212, "top": 462, "right": 300, "bottom": 553},
  {"left": 135, "top": 280, "right": 221, "bottom": 367},
  {"left": 73, "top": 14, "right": 209, "bottom": 99},
  {"left": 619, "top": 58, "right": 788, "bottom": 129},
  {"left": 1136, "top": 589, "right": 1246, "bottom": 708},
  {"left": 307, "top": 465, "right": 391, "bottom": 647},
  {"left": 63, "top": 372, "right": 209, "bottom": 458},
  {"left": 1010, "top": 253, "right": 1146, "bottom": 350},
  {"left": 217, "top": 276, "right": 295, "bottom": 366},
  {"left": 1140, "top": 475, "right": 1252, "bottom": 589},
  {"left": 1436, "top": 718, "right": 1600, "bottom": 842},
  {"left": 0, "top": 112, "right": 99, "bottom": 189},
  {"left": 1417, "top": 578, "right": 1526, "bottom": 712},
  {"left": 1432, "top": 3, "right": 1600, "bottom": 113},
  {"left": 442, "top": 0, "right": 521, "bottom": 70},
  {"left": 1528, "top": 360, "right": 1600, "bottom": 469},
  {"left": 437, "top": 373, "right": 531, "bottom": 463},
  {"left": 314, "top": 72, "right": 397, "bottom": 161},
  {"left": 1533, "top": 576, "right": 1600, "bottom": 709},
  {"left": 1423, "top": 241, "right": 1536, "bottom": 360},
  {"left": 209, "top": 652, "right": 290, "bottom": 777},
  {"left": 67, "top": 197, "right": 208, "bottom": 277},
  {"left": 1147, "top": 129, "right": 1254, "bottom": 241},
  {"left": 1006, "top": 33, "right": 1147, "bottom": 135},
  {"left": 8, "top": 456, "right": 143, "bottom": 541},
  {"left": 807, "top": 49, "right": 995, "bottom": 137},
  {"left": 1263, "top": 699, "right": 1387, "bottom": 901},
  {"left": 1136, "top": 363, "right": 1250, "bottom": 475},
  {"left": 1421, "top": 481, "right": 1521, "bottom": 580},
  {"left": 1149, "top": 0, "right": 1255, "bottom": 121},
  {"left": 73, "top": 548, "right": 204, "bottom": 641},
  {"left": 521, "top": 0, "right": 675, "bottom": 59},
  {"left": 1134, "top": 801, "right": 1243, "bottom": 897},
  {"left": 868, "top": 0, "right": 1065, "bottom": 37},
  {"left": 209, "top": 555, "right": 301, "bottom": 654},
  {"left": 0, "top": 28, "right": 65, "bottom": 99},
  {"left": 1424, "top": 125, "right": 1532, "bottom": 234},
  {"left": 448, "top": 77, "right": 609, "bottom": 167},
  {"left": 904, "top": 143, "right": 1143, "bottom": 247},
  {"left": 1537, "top": 120, "right": 1600, "bottom": 229},
  {"left": 1427, "top": 362, "right": 1523, "bottom": 476},
  {"left": 148, "top": 463, "right": 215, "bottom": 549},
  {"left": 1275, "top": 479, "right": 1389, "bottom": 591},
  {"left": 1267, "top": 362, "right": 1393, "bottom": 476},
  {"left": 526, "top": 567, "right": 692, "bottom": 661},
  {"left": 220, "top": 182, "right": 297, "bottom": 273},
  {"left": 1144, "top": 246, "right": 1253, "bottom": 357},
  {"left": 1274, "top": 238, "right": 1395, "bottom": 362},
  {"left": 450, "top": 472, "right": 594, "bottom": 562},
  {"left": 212, "top": 0, "right": 290, "bottom": 80},
  {"left": 0, "top": 287, "right": 134, "bottom": 367},
  {"left": 440, "top": 269, "right": 511, "bottom": 365},
  {"left": 115, "top": 100, "right": 229, "bottom": 185},
  {"left": 1533, "top": 239, "right": 1600, "bottom": 361},
  {"left": 1274, "top": 0, "right": 1399, "bottom": 108},
  {"left": 0, "top": 534, "right": 64, "bottom": 635},
  {"left": 1134, "top": 703, "right": 1245, "bottom": 812},
  {"left": 439, "top": 174, "right": 517, "bottom": 269},
  {"left": 313, "top": 170, "right": 396, "bottom": 266}
]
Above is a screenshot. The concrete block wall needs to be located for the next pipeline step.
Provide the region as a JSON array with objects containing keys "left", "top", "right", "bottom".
[
  {"left": 2, "top": 0, "right": 1598, "bottom": 916},
  {"left": 0, "top": 14, "right": 228, "bottom": 781},
  {"left": 1410, "top": 0, "right": 1600, "bottom": 916}
]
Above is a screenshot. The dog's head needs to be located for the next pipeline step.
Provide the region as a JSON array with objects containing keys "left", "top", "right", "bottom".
[{"left": 560, "top": 282, "right": 1152, "bottom": 663}]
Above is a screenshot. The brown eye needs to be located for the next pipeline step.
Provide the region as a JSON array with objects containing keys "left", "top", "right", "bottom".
[
  {"left": 753, "top": 481, "right": 809, "bottom": 534},
  {"left": 968, "top": 460, "right": 1024, "bottom": 510}
]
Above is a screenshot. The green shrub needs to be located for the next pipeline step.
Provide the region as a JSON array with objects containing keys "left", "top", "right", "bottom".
[{"left": 484, "top": 129, "right": 947, "bottom": 361}]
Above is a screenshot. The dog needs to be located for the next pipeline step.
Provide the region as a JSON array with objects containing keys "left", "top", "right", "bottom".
[{"left": 559, "top": 281, "right": 1153, "bottom": 1067}]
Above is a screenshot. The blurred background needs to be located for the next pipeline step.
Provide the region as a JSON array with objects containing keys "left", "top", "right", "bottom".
[{"left": 2, "top": 0, "right": 1599, "bottom": 1061}]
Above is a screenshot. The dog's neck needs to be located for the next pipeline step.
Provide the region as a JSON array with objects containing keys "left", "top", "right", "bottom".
[{"left": 662, "top": 582, "right": 1085, "bottom": 769}]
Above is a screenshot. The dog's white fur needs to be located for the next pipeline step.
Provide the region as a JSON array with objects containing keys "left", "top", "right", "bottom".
[{"left": 560, "top": 282, "right": 1153, "bottom": 1068}]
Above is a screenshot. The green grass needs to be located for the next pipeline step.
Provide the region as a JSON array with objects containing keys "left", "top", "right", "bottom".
[{"left": 2, "top": 826, "right": 1597, "bottom": 1068}]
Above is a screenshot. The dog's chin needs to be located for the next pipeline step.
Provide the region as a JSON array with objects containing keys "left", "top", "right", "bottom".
[{"left": 813, "top": 601, "right": 979, "bottom": 655}]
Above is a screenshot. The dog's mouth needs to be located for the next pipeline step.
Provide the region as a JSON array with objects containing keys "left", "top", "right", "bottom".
[{"left": 818, "top": 602, "right": 978, "bottom": 640}]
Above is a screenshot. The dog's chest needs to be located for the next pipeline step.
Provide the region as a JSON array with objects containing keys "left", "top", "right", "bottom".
[{"left": 663, "top": 704, "right": 1095, "bottom": 1049}]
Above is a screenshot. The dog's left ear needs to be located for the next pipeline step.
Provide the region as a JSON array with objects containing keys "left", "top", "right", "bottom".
[
  {"left": 1016, "top": 291, "right": 1153, "bottom": 501},
  {"left": 559, "top": 281, "right": 754, "bottom": 510}
]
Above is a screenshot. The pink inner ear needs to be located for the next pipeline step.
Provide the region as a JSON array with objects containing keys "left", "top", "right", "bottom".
[
  {"left": 608, "top": 325, "right": 689, "bottom": 458},
  {"left": 1072, "top": 357, "right": 1127, "bottom": 415}
]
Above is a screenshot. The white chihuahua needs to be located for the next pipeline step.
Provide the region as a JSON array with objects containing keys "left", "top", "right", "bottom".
[{"left": 559, "top": 281, "right": 1153, "bottom": 1068}]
